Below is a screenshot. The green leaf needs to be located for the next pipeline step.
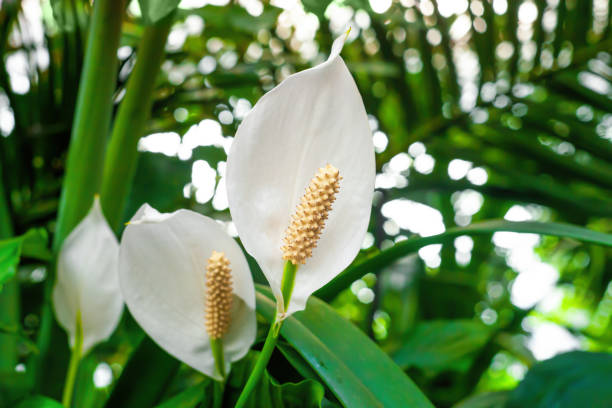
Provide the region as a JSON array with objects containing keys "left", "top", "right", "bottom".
[
  {"left": 155, "top": 382, "right": 210, "bottom": 408},
  {"left": 317, "top": 220, "right": 612, "bottom": 300},
  {"left": 277, "top": 343, "right": 322, "bottom": 383},
  {"left": 506, "top": 351, "right": 612, "bottom": 408},
  {"left": 191, "top": 146, "right": 226, "bottom": 169},
  {"left": 226, "top": 350, "right": 325, "bottom": 408},
  {"left": 138, "top": 0, "right": 180, "bottom": 25},
  {"left": 15, "top": 395, "right": 64, "bottom": 408},
  {"left": 124, "top": 152, "right": 192, "bottom": 222},
  {"left": 104, "top": 336, "right": 180, "bottom": 408},
  {"left": 453, "top": 391, "right": 509, "bottom": 408},
  {"left": 0, "top": 229, "right": 51, "bottom": 290},
  {"left": 392, "top": 320, "right": 492, "bottom": 374},
  {"left": 256, "top": 286, "right": 434, "bottom": 408},
  {"left": 180, "top": 5, "right": 281, "bottom": 36}
]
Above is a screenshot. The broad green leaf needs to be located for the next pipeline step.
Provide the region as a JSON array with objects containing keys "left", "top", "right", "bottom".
[
  {"left": 506, "top": 351, "right": 612, "bottom": 408},
  {"left": 0, "top": 229, "right": 51, "bottom": 290},
  {"left": 155, "top": 382, "right": 211, "bottom": 408},
  {"left": 256, "top": 286, "right": 434, "bottom": 408},
  {"left": 317, "top": 220, "right": 612, "bottom": 300},
  {"left": 225, "top": 350, "right": 325, "bottom": 408},
  {"left": 392, "top": 320, "right": 492, "bottom": 373},
  {"left": 453, "top": 391, "right": 509, "bottom": 408},
  {"left": 104, "top": 336, "right": 180, "bottom": 408},
  {"left": 15, "top": 395, "right": 64, "bottom": 408},
  {"left": 277, "top": 342, "right": 322, "bottom": 383},
  {"left": 138, "top": 0, "right": 180, "bottom": 25}
]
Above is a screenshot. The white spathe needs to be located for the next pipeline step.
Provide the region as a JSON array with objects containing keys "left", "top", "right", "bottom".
[
  {"left": 118, "top": 205, "right": 256, "bottom": 381},
  {"left": 226, "top": 35, "right": 375, "bottom": 316},
  {"left": 52, "top": 197, "right": 123, "bottom": 355}
]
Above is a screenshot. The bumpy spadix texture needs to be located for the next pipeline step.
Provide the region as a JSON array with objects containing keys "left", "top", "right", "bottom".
[
  {"left": 205, "top": 251, "right": 233, "bottom": 339},
  {"left": 227, "top": 35, "right": 375, "bottom": 315},
  {"left": 53, "top": 197, "right": 123, "bottom": 354},
  {"left": 282, "top": 165, "right": 341, "bottom": 265},
  {"left": 119, "top": 205, "right": 256, "bottom": 381}
]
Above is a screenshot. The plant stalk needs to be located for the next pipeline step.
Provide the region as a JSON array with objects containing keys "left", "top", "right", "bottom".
[
  {"left": 210, "top": 337, "right": 225, "bottom": 381},
  {"left": 235, "top": 261, "right": 298, "bottom": 407},
  {"left": 280, "top": 261, "right": 298, "bottom": 312},
  {"left": 53, "top": 0, "right": 127, "bottom": 251},
  {"left": 100, "top": 14, "right": 173, "bottom": 230},
  {"left": 61, "top": 313, "right": 83, "bottom": 408},
  {"left": 234, "top": 319, "right": 280, "bottom": 408},
  {"left": 213, "top": 380, "right": 225, "bottom": 408}
]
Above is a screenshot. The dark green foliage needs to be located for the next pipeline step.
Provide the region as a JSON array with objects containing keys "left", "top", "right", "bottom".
[
  {"left": 0, "top": 228, "right": 50, "bottom": 289},
  {"left": 104, "top": 337, "right": 180, "bottom": 408},
  {"left": 506, "top": 351, "right": 612, "bottom": 408},
  {"left": 393, "top": 320, "right": 492, "bottom": 373},
  {"left": 257, "top": 286, "right": 435, "bottom": 408},
  {"left": 1, "top": 1, "right": 611, "bottom": 407},
  {"left": 15, "top": 395, "right": 64, "bottom": 408},
  {"left": 138, "top": 0, "right": 181, "bottom": 25}
]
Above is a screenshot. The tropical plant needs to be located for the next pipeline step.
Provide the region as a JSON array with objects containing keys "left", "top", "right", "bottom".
[{"left": 0, "top": 0, "right": 611, "bottom": 407}]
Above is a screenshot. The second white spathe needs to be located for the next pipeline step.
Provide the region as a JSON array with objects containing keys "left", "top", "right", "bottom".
[{"left": 118, "top": 204, "right": 256, "bottom": 381}]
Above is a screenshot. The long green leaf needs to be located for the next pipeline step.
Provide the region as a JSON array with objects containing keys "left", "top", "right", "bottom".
[
  {"left": 101, "top": 14, "right": 173, "bottom": 230},
  {"left": 15, "top": 395, "right": 64, "bottom": 408},
  {"left": 506, "top": 351, "right": 612, "bottom": 408},
  {"left": 256, "top": 286, "right": 434, "bottom": 408},
  {"left": 317, "top": 220, "right": 612, "bottom": 300},
  {"left": 53, "top": 0, "right": 127, "bottom": 250}
]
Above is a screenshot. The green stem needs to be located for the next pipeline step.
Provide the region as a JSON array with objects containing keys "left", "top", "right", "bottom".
[
  {"left": 280, "top": 261, "right": 298, "bottom": 312},
  {"left": 213, "top": 380, "right": 225, "bottom": 408},
  {"left": 53, "top": 0, "right": 127, "bottom": 251},
  {"left": 100, "top": 14, "right": 173, "bottom": 230},
  {"left": 61, "top": 313, "right": 83, "bottom": 408},
  {"left": 234, "top": 320, "right": 280, "bottom": 408},
  {"left": 235, "top": 261, "right": 298, "bottom": 407},
  {"left": 210, "top": 337, "right": 225, "bottom": 380}
]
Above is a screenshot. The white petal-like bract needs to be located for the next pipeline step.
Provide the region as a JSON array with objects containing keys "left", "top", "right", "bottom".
[
  {"left": 119, "top": 205, "right": 256, "bottom": 381},
  {"left": 226, "top": 36, "right": 375, "bottom": 315},
  {"left": 53, "top": 197, "right": 123, "bottom": 354}
]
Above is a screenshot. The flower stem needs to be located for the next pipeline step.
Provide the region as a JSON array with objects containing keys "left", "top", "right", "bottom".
[
  {"left": 62, "top": 313, "right": 83, "bottom": 408},
  {"left": 234, "top": 261, "right": 298, "bottom": 407},
  {"left": 213, "top": 380, "right": 225, "bottom": 408},
  {"left": 280, "top": 260, "right": 298, "bottom": 312},
  {"left": 210, "top": 337, "right": 225, "bottom": 380},
  {"left": 234, "top": 319, "right": 280, "bottom": 408}
]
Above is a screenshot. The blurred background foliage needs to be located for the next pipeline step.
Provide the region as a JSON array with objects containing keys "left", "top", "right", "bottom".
[{"left": 0, "top": 0, "right": 611, "bottom": 407}]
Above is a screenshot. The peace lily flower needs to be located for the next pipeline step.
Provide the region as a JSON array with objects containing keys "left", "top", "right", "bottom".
[
  {"left": 52, "top": 196, "right": 123, "bottom": 406},
  {"left": 118, "top": 204, "right": 256, "bottom": 381},
  {"left": 53, "top": 196, "right": 123, "bottom": 355},
  {"left": 226, "top": 34, "right": 375, "bottom": 317}
]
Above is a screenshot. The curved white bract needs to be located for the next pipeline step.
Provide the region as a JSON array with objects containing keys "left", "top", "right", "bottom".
[
  {"left": 118, "top": 205, "right": 256, "bottom": 380},
  {"left": 226, "top": 36, "right": 375, "bottom": 315}
]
